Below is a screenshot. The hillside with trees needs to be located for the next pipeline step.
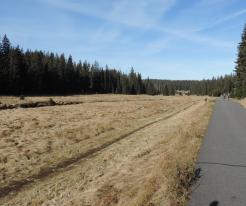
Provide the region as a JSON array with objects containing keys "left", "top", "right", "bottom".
[{"left": 150, "top": 75, "right": 234, "bottom": 97}]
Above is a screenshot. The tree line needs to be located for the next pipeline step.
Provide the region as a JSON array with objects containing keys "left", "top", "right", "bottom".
[
  {"left": 0, "top": 34, "right": 158, "bottom": 95},
  {"left": 0, "top": 34, "right": 240, "bottom": 97},
  {"left": 149, "top": 75, "right": 234, "bottom": 97}
]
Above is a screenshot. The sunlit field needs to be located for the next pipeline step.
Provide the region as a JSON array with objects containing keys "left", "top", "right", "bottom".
[{"left": 0, "top": 95, "right": 214, "bottom": 205}]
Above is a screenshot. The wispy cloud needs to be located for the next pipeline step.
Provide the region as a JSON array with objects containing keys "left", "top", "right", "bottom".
[
  {"left": 2, "top": 0, "right": 243, "bottom": 79},
  {"left": 42, "top": 0, "right": 176, "bottom": 28},
  {"left": 41, "top": 0, "right": 233, "bottom": 49},
  {"left": 197, "top": 0, "right": 230, "bottom": 7},
  {"left": 106, "top": 0, "right": 176, "bottom": 27},
  {"left": 157, "top": 26, "right": 234, "bottom": 48},
  {"left": 198, "top": 8, "right": 246, "bottom": 32}
]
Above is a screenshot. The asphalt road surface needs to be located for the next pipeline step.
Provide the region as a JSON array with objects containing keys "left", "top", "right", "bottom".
[{"left": 189, "top": 98, "right": 246, "bottom": 206}]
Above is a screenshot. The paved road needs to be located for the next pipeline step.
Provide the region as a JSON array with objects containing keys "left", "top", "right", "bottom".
[{"left": 189, "top": 98, "right": 246, "bottom": 206}]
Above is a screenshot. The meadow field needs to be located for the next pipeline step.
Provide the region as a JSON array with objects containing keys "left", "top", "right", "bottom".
[
  {"left": 0, "top": 95, "right": 214, "bottom": 206},
  {"left": 239, "top": 98, "right": 246, "bottom": 108}
]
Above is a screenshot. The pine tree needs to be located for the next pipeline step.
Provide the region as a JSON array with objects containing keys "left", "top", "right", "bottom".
[
  {"left": 137, "top": 73, "right": 142, "bottom": 94},
  {"left": 169, "top": 84, "right": 176, "bottom": 96},
  {"left": 0, "top": 36, "right": 3, "bottom": 94},
  {"left": 129, "top": 67, "right": 136, "bottom": 94},
  {"left": 58, "top": 54, "right": 66, "bottom": 93},
  {"left": 1, "top": 34, "right": 10, "bottom": 55},
  {"left": 0, "top": 34, "right": 11, "bottom": 94},
  {"left": 81, "top": 61, "right": 90, "bottom": 93},
  {"left": 9, "top": 46, "right": 27, "bottom": 94},
  {"left": 65, "top": 55, "right": 74, "bottom": 92},
  {"left": 145, "top": 78, "right": 156, "bottom": 95},
  {"left": 235, "top": 24, "right": 246, "bottom": 98},
  {"left": 163, "top": 84, "right": 169, "bottom": 96}
]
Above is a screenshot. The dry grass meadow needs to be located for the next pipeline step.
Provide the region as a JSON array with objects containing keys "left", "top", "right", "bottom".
[
  {"left": 239, "top": 98, "right": 246, "bottom": 108},
  {"left": 0, "top": 95, "right": 214, "bottom": 206}
]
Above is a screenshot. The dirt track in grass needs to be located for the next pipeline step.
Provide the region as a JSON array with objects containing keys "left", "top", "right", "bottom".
[{"left": 0, "top": 95, "right": 214, "bottom": 206}]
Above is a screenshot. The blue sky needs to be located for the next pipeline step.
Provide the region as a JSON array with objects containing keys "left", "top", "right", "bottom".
[{"left": 0, "top": 0, "right": 246, "bottom": 80}]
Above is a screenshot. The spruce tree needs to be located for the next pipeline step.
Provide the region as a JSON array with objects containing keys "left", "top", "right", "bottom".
[
  {"left": 169, "top": 84, "right": 176, "bottom": 96},
  {"left": 1, "top": 34, "right": 10, "bottom": 55},
  {"left": 0, "top": 36, "right": 3, "bottom": 94},
  {"left": 163, "top": 84, "right": 169, "bottom": 96},
  {"left": 9, "top": 46, "right": 27, "bottom": 94},
  {"left": 235, "top": 24, "right": 246, "bottom": 98},
  {"left": 65, "top": 55, "right": 74, "bottom": 92},
  {"left": 0, "top": 34, "right": 11, "bottom": 94}
]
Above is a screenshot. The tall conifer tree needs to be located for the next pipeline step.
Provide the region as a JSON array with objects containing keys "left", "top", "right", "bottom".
[
  {"left": 0, "top": 34, "right": 11, "bottom": 93},
  {"left": 235, "top": 24, "right": 246, "bottom": 98}
]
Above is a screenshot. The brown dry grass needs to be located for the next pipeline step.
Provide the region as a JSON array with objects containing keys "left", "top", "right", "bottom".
[
  {"left": 0, "top": 95, "right": 214, "bottom": 206},
  {"left": 239, "top": 98, "right": 246, "bottom": 108},
  {"left": 0, "top": 94, "right": 189, "bottom": 105}
]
